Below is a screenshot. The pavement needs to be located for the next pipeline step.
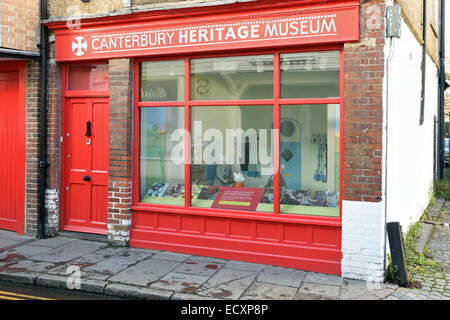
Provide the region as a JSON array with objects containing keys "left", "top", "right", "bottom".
[{"left": 0, "top": 203, "right": 449, "bottom": 300}]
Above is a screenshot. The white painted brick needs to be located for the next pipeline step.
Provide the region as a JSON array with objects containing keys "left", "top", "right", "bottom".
[{"left": 341, "top": 200, "right": 385, "bottom": 282}]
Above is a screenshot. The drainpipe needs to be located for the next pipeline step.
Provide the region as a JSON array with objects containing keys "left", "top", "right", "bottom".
[
  {"left": 37, "top": 0, "right": 49, "bottom": 239},
  {"left": 438, "top": 0, "right": 447, "bottom": 180},
  {"left": 419, "top": 0, "right": 426, "bottom": 126}
]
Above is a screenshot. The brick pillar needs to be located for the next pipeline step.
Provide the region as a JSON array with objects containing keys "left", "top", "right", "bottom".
[
  {"left": 107, "top": 59, "right": 133, "bottom": 245},
  {"left": 341, "top": 0, "right": 386, "bottom": 282},
  {"left": 25, "top": 60, "right": 41, "bottom": 237},
  {"left": 45, "top": 46, "right": 62, "bottom": 236}
]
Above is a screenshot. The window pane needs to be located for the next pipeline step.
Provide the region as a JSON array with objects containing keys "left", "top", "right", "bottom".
[
  {"left": 191, "top": 106, "right": 274, "bottom": 212},
  {"left": 68, "top": 64, "right": 108, "bottom": 91},
  {"left": 140, "top": 107, "right": 185, "bottom": 205},
  {"left": 280, "top": 51, "right": 340, "bottom": 99},
  {"left": 140, "top": 60, "right": 185, "bottom": 101},
  {"left": 191, "top": 55, "right": 274, "bottom": 100},
  {"left": 280, "top": 104, "right": 340, "bottom": 217}
]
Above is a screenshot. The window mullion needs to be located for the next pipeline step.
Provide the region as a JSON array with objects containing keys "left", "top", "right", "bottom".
[
  {"left": 274, "top": 52, "right": 280, "bottom": 215},
  {"left": 185, "top": 58, "right": 191, "bottom": 208}
]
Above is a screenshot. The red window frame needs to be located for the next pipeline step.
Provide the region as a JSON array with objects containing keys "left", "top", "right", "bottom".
[{"left": 132, "top": 44, "right": 344, "bottom": 226}]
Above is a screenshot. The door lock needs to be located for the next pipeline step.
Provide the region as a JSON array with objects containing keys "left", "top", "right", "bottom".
[
  {"left": 85, "top": 120, "right": 92, "bottom": 137},
  {"left": 83, "top": 175, "right": 91, "bottom": 181}
]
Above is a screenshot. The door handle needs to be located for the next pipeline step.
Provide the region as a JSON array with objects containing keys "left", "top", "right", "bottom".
[
  {"left": 85, "top": 121, "right": 92, "bottom": 137},
  {"left": 83, "top": 175, "right": 91, "bottom": 181}
]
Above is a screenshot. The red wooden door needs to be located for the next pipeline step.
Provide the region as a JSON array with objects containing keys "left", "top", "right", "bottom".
[
  {"left": 63, "top": 98, "right": 109, "bottom": 234},
  {"left": 0, "top": 65, "right": 25, "bottom": 235}
]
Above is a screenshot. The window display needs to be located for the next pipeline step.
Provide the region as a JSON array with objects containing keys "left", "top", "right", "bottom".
[
  {"left": 190, "top": 105, "right": 273, "bottom": 212},
  {"left": 137, "top": 51, "right": 341, "bottom": 217},
  {"left": 280, "top": 104, "right": 340, "bottom": 217},
  {"left": 140, "top": 107, "right": 185, "bottom": 205}
]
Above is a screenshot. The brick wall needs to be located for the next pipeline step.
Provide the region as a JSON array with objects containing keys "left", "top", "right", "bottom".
[
  {"left": 45, "top": 41, "right": 62, "bottom": 236},
  {"left": 341, "top": 0, "right": 386, "bottom": 282},
  {"left": 0, "top": 0, "right": 40, "bottom": 52},
  {"left": 107, "top": 59, "right": 134, "bottom": 244},
  {"left": 342, "top": 0, "right": 385, "bottom": 203},
  {"left": 25, "top": 60, "right": 41, "bottom": 237}
]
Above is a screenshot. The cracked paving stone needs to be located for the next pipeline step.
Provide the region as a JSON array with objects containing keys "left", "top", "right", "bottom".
[
  {"left": 196, "top": 268, "right": 257, "bottom": 300},
  {"left": 108, "top": 258, "right": 181, "bottom": 286},
  {"left": 240, "top": 282, "right": 297, "bottom": 300},
  {"left": 257, "top": 266, "right": 307, "bottom": 287},
  {"left": 150, "top": 272, "right": 210, "bottom": 293},
  {"left": 83, "top": 256, "right": 139, "bottom": 275},
  {"left": 151, "top": 252, "right": 191, "bottom": 262},
  {"left": 29, "top": 241, "right": 103, "bottom": 263},
  {"left": 295, "top": 283, "right": 340, "bottom": 300},
  {"left": 172, "top": 260, "right": 224, "bottom": 277},
  {"left": 3, "top": 259, "right": 56, "bottom": 272}
]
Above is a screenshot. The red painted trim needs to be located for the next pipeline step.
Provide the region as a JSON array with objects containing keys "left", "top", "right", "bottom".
[
  {"left": 184, "top": 58, "right": 191, "bottom": 208},
  {"left": 131, "top": 205, "right": 341, "bottom": 227},
  {"left": 0, "top": 61, "right": 27, "bottom": 235},
  {"left": 51, "top": 1, "right": 359, "bottom": 62},
  {"left": 273, "top": 52, "right": 280, "bottom": 215}
]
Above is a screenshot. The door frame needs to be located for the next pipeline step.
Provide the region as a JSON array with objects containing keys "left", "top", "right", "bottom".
[
  {"left": 60, "top": 63, "right": 109, "bottom": 234},
  {"left": 0, "top": 61, "right": 26, "bottom": 235}
]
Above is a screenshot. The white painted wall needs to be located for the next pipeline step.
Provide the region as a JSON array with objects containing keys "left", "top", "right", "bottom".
[{"left": 384, "top": 18, "right": 438, "bottom": 230}]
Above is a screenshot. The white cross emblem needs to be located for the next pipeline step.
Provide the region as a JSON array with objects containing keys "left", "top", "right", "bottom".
[{"left": 72, "top": 36, "right": 87, "bottom": 56}]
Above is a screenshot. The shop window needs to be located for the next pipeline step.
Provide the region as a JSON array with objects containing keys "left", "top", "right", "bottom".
[
  {"left": 140, "top": 107, "right": 185, "bottom": 205},
  {"left": 191, "top": 105, "right": 274, "bottom": 212},
  {"left": 137, "top": 50, "right": 342, "bottom": 218},
  {"left": 280, "top": 51, "right": 340, "bottom": 99},
  {"left": 279, "top": 104, "right": 340, "bottom": 217},
  {"left": 191, "top": 55, "right": 274, "bottom": 100},
  {"left": 141, "top": 60, "right": 185, "bottom": 101},
  {"left": 67, "top": 64, "right": 108, "bottom": 91}
]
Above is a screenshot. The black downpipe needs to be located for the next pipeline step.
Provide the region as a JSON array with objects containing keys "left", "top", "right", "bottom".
[
  {"left": 420, "top": 0, "right": 426, "bottom": 126},
  {"left": 38, "top": 0, "right": 49, "bottom": 239},
  {"left": 438, "top": 0, "right": 446, "bottom": 180}
]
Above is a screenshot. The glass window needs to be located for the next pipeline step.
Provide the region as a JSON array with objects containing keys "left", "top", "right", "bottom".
[
  {"left": 68, "top": 64, "right": 108, "bottom": 91},
  {"left": 190, "top": 106, "right": 274, "bottom": 212},
  {"left": 279, "top": 104, "right": 340, "bottom": 217},
  {"left": 280, "top": 51, "right": 340, "bottom": 99},
  {"left": 140, "top": 107, "right": 185, "bottom": 205},
  {"left": 140, "top": 60, "right": 185, "bottom": 101},
  {"left": 191, "top": 55, "right": 274, "bottom": 100}
]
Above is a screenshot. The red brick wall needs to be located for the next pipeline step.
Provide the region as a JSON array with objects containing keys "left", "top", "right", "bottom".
[
  {"left": 0, "top": 0, "right": 40, "bottom": 52},
  {"left": 45, "top": 42, "right": 62, "bottom": 235},
  {"left": 107, "top": 59, "right": 133, "bottom": 244},
  {"left": 342, "top": 0, "right": 385, "bottom": 203},
  {"left": 25, "top": 60, "right": 41, "bottom": 236}
]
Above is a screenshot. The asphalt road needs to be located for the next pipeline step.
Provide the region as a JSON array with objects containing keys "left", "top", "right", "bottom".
[{"left": 0, "top": 281, "right": 121, "bottom": 300}]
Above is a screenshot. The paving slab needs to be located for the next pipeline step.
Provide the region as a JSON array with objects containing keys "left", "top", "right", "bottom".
[
  {"left": 303, "top": 272, "right": 343, "bottom": 286},
  {"left": 240, "top": 282, "right": 297, "bottom": 300},
  {"left": 114, "top": 249, "right": 153, "bottom": 261},
  {"left": 83, "top": 256, "right": 139, "bottom": 275},
  {"left": 2, "top": 244, "right": 54, "bottom": 258},
  {"left": 172, "top": 260, "right": 224, "bottom": 277},
  {"left": 151, "top": 251, "right": 191, "bottom": 262},
  {"left": 224, "top": 260, "right": 266, "bottom": 272},
  {"left": 3, "top": 259, "right": 56, "bottom": 273},
  {"left": 29, "top": 241, "right": 103, "bottom": 263},
  {"left": 295, "top": 282, "right": 341, "bottom": 300},
  {"left": 108, "top": 258, "right": 181, "bottom": 286},
  {"left": 196, "top": 268, "right": 257, "bottom": 299},
  {"left": 27, "top": 237, "right": 77, "bottom": 248},
  {"left": 150, "top": 272, "right": 210, "bottom": 293},
  {"left": 340, "top": 278, "right": 373, "bottom": 300},
  {"left": 256, "top": 266, "right": 307, "bottom": 287},
  {"left": 0, "top": 230, "right": 33, "bottom": 243},
  {"left": 92, "top": 246, "right": 127, "bottom": 257},
  {"left": 104, "top": 283, "right": 173, "bottom": 300}
]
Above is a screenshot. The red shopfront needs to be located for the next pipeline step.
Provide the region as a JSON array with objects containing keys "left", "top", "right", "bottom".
[{"left": 50, "top": 0, "right": 359, "bottom": 276}]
